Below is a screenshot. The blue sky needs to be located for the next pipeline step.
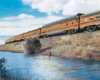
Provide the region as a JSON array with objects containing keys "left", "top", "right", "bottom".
[
  {"left": 0, "top": 0, "right": 48, "bottom": 18},
  {"left": 0, "top": 0, "right": 100, "bottom": 44}
]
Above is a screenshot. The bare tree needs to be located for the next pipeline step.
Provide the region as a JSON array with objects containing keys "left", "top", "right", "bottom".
[{"left": 23, "top": 37, "right": 41, "bottom": 54}]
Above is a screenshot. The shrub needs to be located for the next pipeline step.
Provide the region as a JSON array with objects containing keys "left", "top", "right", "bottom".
[
  {"left": 23, "top": 37, "right": 41, "bottom": 54},
  {"left": 0, "top": 57, "right": 7, "bottom": 77}
]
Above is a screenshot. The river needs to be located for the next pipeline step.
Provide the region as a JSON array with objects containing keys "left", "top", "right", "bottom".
[{"left": 0, "top": 51, "right": 100, "bottom": 80}]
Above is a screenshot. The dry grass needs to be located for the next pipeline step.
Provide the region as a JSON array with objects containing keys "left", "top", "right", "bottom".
[
  {"left": 41, "top": 31, "right": 100, "bottom": 61},
  {"left": 0, "top": 42, "right": 23, "bottom": 53},
  {"left": 0, "top": 31, "right": 100, "bottom": 61}
]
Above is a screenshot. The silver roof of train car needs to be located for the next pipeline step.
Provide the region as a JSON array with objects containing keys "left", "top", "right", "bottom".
[
  {"left": 42, "top": 15, "right": 77, "bottom": 28},
  {"left": 42, "top": 10, "right": 100, "bottom": 28}
]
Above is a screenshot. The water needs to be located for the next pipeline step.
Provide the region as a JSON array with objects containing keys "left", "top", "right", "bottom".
[{"left": 0, "top": 51, "right": 100, "bottom": 80}]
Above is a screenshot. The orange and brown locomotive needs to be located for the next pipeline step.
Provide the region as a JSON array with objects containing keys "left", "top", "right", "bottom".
[{"left": 5, "top": 10, "right": 100, "bottom": 44}]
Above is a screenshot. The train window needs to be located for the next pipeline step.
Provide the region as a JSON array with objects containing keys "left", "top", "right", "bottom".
[
  {"left": 90, "top": 17, "right": 94, "bottom": 20},
  {"left": 85, "top": 18, "right": 87, "bottom": 22},
  {"left": 66, "top": 23, "right": 68, "bottom": 26},
  {"left": 96, "top": 16, "right": 100, "bottom": 19}
]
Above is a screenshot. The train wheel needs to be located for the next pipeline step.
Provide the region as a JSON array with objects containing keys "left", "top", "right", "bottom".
[
  {"left": 70, "top": 29, "right": 74, "bottom": 34},
  {"left": 87, "top": 26, "right": 97, "bottom": 32},
  {"left": 43, "top": 35, "right": 45, "bottom": 38},
  {"left": 67, "top": 30, "right": 71, "bottom": 34},
  {"left": 69, "top": 29, "right": 74, "bottom": 34},
  {"left": 99, "top": 26, "right": 100, "bottom": 29},
  {"left": 43, "top": 34, "right": 47, "bottom": 38},
  {"left": 80, "top": 27, "right": 85, "bottom": 32},
  {"left": 63, "top": 30, "right": 67, "bottom": 34},
  {"left": 96, "top": 25, "right": 100, "bottom": 30},
  {"left": 74, "top": 29, "right": 79, "bottom": 33},
  {"left": 69, "top": 29, "right": 77, "bottom": 34},
  {"left": 72, "top": 29, "right": 77, "bottom": 34}
]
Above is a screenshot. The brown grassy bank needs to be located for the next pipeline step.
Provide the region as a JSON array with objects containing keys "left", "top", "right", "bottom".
[
  {"left": 0, "top": 31, "right": 100, "bottom": 61},
  {"left": 0, "top": 42, "right": 23, "bottom": 53},
  {"left": 40, "top": 31, "right": 100, "bottom": 61}
]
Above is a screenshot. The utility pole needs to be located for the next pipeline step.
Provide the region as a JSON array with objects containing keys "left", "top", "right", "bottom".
[
  {"left": 39, "top": 28, "right": 41, "bottom": 38},
  {"left": 77, "top": 13, "right": 84, "bottom": 32}
]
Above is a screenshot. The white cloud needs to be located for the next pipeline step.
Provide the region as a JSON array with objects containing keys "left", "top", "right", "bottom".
[
  {"left": 0, "top": 39, "right": 5, "bottom": 44},
  {"left": 2, "top": 13, "right": 35, "bottom": 21},
  {"left": 22, "top": 0, "right": 68, "bottom": 15},
  {"left": 0, "top": 13, "right": 64, "bottom": 36},
  {"left": 62, "top": 0, "right": 100, "bottom": 15},
  {"left": 0, "top": 13, "right": 64, "bottom": 44},
  {"left": 22, "top": 0, "right": 100, "bottom": 15}
]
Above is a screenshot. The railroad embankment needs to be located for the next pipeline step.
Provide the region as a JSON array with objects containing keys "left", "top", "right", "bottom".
[
  {"left": 0, "top": 31, "right": 100, "bottom": 61},
  {"left": 40, "top": 31, "right": 100, "bottom": 61},
  {"left": 0, "top": 42, "right": 23, "bottom": 53}
]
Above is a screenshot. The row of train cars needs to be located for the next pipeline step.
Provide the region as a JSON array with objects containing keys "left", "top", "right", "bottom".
[{"left": 5, "top": 10, "right": 100, "bottom": 44}]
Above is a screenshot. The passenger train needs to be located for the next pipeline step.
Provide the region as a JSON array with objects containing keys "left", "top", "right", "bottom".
[{"left": 5, "top": 10, "right": 100, "bottom": 44}]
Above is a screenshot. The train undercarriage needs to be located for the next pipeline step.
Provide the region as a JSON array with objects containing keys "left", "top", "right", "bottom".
[
  {"left": 6, "top": 24, "right": 100, "bottom": 44},
  {"left": 41, "top": 24, "right": 100, "bottom": 38}
]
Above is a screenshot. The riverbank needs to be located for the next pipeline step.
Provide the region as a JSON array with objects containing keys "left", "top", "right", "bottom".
[
  {"left": 0, "top": 30, "right": 100, "bottom": 61},
  {"left": 0, "top": 42, "right": 23, "bottom": 53},
  {"left": 41, "top": 30, "right": 100, "bottom": 61}
]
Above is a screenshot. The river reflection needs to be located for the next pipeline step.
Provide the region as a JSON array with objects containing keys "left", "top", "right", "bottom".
[{"left": 0, "top": 51, "right": 100, "bottom": 80}]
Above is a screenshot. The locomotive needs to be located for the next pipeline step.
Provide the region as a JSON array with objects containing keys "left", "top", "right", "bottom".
[{"left": 5, "top": 10, "right": 100, "bottom": 44}]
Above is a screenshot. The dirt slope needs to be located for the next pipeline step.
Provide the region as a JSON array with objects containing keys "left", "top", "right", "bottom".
[
  {"left": 0, "top": 42, "right": 23, "bottom": 53},
  {"left": 41, "top": 31, "right": 100, "bottom": 61}
]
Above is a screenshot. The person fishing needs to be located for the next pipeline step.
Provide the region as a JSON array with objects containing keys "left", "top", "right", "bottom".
[{"left": 48, "top": 50, "right": 51, "bottom": 57}]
